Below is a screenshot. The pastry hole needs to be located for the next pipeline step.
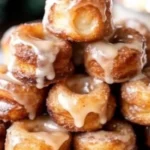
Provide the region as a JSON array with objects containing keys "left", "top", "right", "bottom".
[
  {"left": 73, "top": 6, "right": 100, "bottom": 36},
  {"left": 66, "top": 76, "right": 102, "bottom": 94}
]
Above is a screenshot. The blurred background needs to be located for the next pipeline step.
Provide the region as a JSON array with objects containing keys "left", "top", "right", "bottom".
[{"left": 0, "top": 0, "right": 45, "bottom": 38}]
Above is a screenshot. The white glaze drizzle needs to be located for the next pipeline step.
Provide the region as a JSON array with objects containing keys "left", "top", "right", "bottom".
[
  {"left": 5, "top": 117, "right": 69, "bottom": 150},
  {"left": 0, "top": 76, "right": 39, "bottom": 119},
  {"left": 87, "top": 39, "right": 144, "bottom": 84},
  {"left": 8, "top": 29, "right": 63, "bottom": 89},
  {"left": 58, "top": 77, "right": 108, "bottom": 128}
]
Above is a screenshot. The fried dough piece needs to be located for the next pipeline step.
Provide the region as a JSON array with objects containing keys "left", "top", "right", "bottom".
[
  {"left": 5, "top": 116, "right": 71, "bottom": 150},
  {"left": 0, "top": 66, "right": 46, "bottom": 121},
  {"left": 43, "top": 0, "right": 113, "bottom": 42},
  {"left": 8, "top": 23, "right": 73, "bottom": 89},
  {"left": 84, "top": 27, "right": 146, "bottom": 84},
  {"left": 47, "top": 75, "right": 116, "bottom": 132},
  {"left": 121, "top": 77, "right": 150, "bottom": 125},
  {"left": 119, "top": 19, "right": 150, "bottom": 67},
  {"left": 73, "top": 120, "right": 136, "bottom": 150}
]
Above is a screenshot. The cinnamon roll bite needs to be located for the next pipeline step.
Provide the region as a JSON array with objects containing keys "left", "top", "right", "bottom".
[
  {"left": 8, "top": 23, "right": 73, "bottom": 89},
  {"left": 121, "top": 77, "right": 150, "bottom": 125},
  {"left": 73, "top": 120, "right": 136, "bottom": 150},
  {"left": 43, "top": 0, "right": 113, "bottom": 42},
  {"left": 47, "top": 75, "right": 116, "bottom": 132},
  {"left": 5, "top": 116, "right": 71, "bottom": 150},
  {"left": 84, "top": 27, "right": 146, "bottom": 84},
  {"left": 0, "top": 65, "right": 46, "bottom": 122}
]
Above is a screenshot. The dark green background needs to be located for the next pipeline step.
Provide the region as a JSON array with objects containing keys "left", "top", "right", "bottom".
[
  {"left": 0, "top": 0, "right": 45, "bottom": 36},
  {"left": 0, "top": 0, "right": 45, "bottom": 22}
]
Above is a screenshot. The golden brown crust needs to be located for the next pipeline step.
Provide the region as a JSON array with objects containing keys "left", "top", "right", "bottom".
[
  {"left": 84, "top": 27, "right": 146, "bottom": 83},
  {"left": 117, "top": 19, "right": 150, "bottom": 67},
  {"left": 5, "top": 116, "right": 71, "bottom": 150},
  {"left": 12, "top": 136, "right": 71, "bottom": 150},
  {"left": 47, "top": 75, "right": 116, "bottom": 132},
  {"left": 0, "top": 94, "right": 28, "bottom": 121},
  {"left": 0, "top": 71, "right": 46, "bottom": 122},
  {"left": 121, "top": 78, "right": 150, "bottom": 125},
  {"left": 43, "top": 0, "right": 113, "bottom": 42},
  {"left": 73, "top": 120, "right": 136, "bottom": 150},
  {"left": 85, "top": 48, "right": 142, "bottom": 81},
  {"left": 8, "top": 23, "right": 73, "bottom": 88}
]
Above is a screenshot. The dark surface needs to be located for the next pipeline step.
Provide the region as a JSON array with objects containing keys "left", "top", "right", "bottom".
[{"left": 0, "top": 0, "right": 45, "bottom": 38}]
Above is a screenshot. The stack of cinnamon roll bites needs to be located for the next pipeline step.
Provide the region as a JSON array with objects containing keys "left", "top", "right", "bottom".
[{"left": 1, "top": 0, "right": 150, "bottom": 149}]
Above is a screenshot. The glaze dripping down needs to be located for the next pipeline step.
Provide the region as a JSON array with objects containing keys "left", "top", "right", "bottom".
[
  {"left": 5, "top": 117, "right": 69, "bottom": 150},
  {"left": 8, "top": 27, "right": 65, "bottom": 89},
  {"left": 58, "top": 76, "right": 109, "bottom": 128}
]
